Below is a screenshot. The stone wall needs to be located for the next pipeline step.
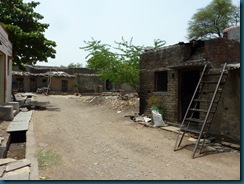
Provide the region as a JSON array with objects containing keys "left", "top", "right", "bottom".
[{"left": 77, "top": 74, "right": 103, "bottom": 93}]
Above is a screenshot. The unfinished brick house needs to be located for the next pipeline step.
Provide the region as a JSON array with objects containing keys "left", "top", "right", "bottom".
[{"left": 140, "top": 34, "right": 240, "bottom": 142}]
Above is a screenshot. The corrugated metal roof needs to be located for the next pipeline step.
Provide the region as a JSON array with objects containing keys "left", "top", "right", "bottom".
[
  {"left": 226, "top": 63, "right": 240, "bottom": 70},
  {"left": 12, "top": 71, "right": 75, "bottom": 78}
]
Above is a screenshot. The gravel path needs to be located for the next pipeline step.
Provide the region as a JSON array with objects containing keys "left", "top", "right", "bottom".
[{"left": 31, "top": 94, "right": 240, "bottom": 180}]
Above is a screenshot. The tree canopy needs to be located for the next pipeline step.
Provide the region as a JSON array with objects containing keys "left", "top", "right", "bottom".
[
  {"left": 0, "top": 0, "right": 56, "bottom": 70},
  {"left": 187, "top": 0, "right": 240, "bottom": 40},
  {"left": 67, "top": 62, "right": 83, "bottom": 68},
  {"left": 80, "top": 38, "right": 165, "bottom": 92}
]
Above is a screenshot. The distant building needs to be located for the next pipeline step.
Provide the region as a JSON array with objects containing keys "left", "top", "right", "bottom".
[{"left": 12, "top": 65, "right": 133, "bottom": 94}]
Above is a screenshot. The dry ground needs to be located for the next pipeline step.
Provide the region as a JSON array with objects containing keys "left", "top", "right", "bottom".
[{"left": 30, "top": 94, "right": 240, "bottom": 180}]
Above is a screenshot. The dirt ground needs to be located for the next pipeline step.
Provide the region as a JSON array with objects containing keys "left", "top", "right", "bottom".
[{"left": 30, "top": 94, "right": 240, "bottom": 180}]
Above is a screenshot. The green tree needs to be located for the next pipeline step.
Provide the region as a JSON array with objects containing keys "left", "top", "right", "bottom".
[
  {"left": 80, "top": 38, "right": 165, "bottom": 92},
  {"left": 67, "top": 62, "right": 83, "bottom": 68},
  {"left": 187, "top": 0, "right": 240, "bottom": 40},
  {"left": 0, "top": 0, "right": 56, "bottom": 70}
]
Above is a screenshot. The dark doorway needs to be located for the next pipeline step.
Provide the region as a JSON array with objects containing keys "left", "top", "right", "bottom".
[
  {"left": 16, "top": 78, "right": 24, "bottom": 92},
  {"left": 179, "top": 70, "right": 200, "bottom": 121},
  {"left": 30, "top": 78, "right": 37, "bottom": 92},
  {"left": 105, "top": 80, "right": 112, "bottom": 91},
  {"left": 62, "top": 80, "right": 68, "bottom": 92}
]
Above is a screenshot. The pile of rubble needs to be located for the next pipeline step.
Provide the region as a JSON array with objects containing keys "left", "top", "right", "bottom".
[{"left": 85, "top": 92, "right": 139, "bottom": 112}]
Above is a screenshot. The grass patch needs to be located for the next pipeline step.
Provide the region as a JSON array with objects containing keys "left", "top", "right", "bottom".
[{"left": 36, "top": 149, "right": 62, "bottom": 169}]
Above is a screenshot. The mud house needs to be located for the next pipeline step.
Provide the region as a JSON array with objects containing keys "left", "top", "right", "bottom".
[
  {"left": 0, "top": 24, "right": 19, "bottom": 120},
  {"left": 12, "top": 65, "right": 127, "bottom": 94},
  {"left": 140, "top": 28, "right": 240, "bottom": 142},
  {"left": 12, "top": 70, "right": 76, "bottom": 94}
]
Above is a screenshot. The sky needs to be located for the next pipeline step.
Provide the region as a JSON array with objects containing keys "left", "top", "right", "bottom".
[{"left": 23, "top": 0, "right": 240, "bottom": 67}]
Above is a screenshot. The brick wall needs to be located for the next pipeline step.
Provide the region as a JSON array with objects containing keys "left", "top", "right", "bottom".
[
  {"left": 203, "top": 38, "right": 240, "bottom": 67},
  {"left": 140, "top": 38, "right": 240, "bottom": 125}
]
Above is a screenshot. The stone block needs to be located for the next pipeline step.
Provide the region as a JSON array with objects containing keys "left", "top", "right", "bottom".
[
  {"left": 0, "top": 105, "right": 14, "bottom": 121},
  {"left": 6, "top": 159, "right": 31, "bottom": 172},
  {"left": 6, "top": 102, "right": 20, "bottom": 112}
]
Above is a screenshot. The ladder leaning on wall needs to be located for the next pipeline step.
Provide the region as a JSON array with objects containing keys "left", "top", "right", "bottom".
[{"left": 174, "top": 63, "right": 228, "bottom": 158}]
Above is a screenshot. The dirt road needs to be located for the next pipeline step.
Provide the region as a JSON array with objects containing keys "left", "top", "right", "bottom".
[{"left": 31, "top": 94, "right": 240, "bottom": 180}]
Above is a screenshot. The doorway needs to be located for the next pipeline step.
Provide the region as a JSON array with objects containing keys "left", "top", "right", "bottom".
[
  {"left": 62, "top": 80, "right": 68, "bottom": 92},
  {"left": 30, "top": 78, "right": 37, "bottom": 92},
  {"left": 179, "top": 70, "right": 200, "bottom": 121}
]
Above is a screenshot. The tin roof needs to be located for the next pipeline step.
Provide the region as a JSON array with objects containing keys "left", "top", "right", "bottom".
[
  {"left": 12, "top": 71, "right": 75, "bottom": 78},
  {"left": 226, "top": 63, "right": 240, "bottom": 70}
]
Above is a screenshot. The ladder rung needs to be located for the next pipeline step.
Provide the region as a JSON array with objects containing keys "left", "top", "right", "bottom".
[
  {"left": 204, "top": 71, "right": 228, "bottom": 76},
  {"left": 201, "top": 81, "right": 225, "bottom": 84},
  {"left": 181, "top": 127, "right": 207, "bottom": 134},
  {"left": 185, "top": 118, "right": 204, "bottom": 123},
  {"left": 193, "top": 99, "right": 217, "bottom": 103},
  {"left": 189, "top": 108, "right": 214, "bottom": 113},
  {"left": 201, "top": 89, "right": 223, "bottom": 93}
]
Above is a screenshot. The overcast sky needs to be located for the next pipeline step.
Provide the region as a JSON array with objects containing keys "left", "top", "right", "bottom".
[{"left": 23, "top": 0, "right": 240, "bottom": 67}]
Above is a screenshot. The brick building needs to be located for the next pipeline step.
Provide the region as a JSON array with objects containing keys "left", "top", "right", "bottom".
[{"left": 139, "top": 37, "right": 240, "bottom": 142}]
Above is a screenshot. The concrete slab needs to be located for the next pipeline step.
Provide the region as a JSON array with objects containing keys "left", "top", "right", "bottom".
[
  {"left": 6, "top": 121, "right": 29, "bottom": 132},
  {"left": 7, "top": 111, "right": 32, "bottom": 132},
  {"left": 2, "top": 166, "right": 30, "bottom": 180},
  {"left": 0, "top": 165, "right": 5, "bottom": 177},
  {"left": 0, "top": 158, "right": 16, "bottom": 166},
  {"left": 26, "top": 117, "right": 39, "bottom": 180},
  {"left": 6, "top": 159, "right": 31, "bottom": 172},
  {"left": 161, "top": 126, "right": 181, "bottom": 133},
  {"left": 12, "top": 111, "right": 32, "bottom": 122}
]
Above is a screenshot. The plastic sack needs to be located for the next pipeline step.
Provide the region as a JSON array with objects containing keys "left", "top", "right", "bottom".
[{"left": 151, "top": 110, "right": 166, "bottom": 127}]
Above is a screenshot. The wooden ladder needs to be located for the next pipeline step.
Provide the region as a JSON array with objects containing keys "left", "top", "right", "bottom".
[{"left": 174, "top": 63, "right": 228, "bottom": 158}]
